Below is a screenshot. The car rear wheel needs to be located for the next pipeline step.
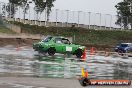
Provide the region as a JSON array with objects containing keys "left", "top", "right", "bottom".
[
  {"left": 48, "top": 48, "right": 56, "bottom": 56},
  {"left": 76, "top": 49, "right": 83, "bottom": 58}
]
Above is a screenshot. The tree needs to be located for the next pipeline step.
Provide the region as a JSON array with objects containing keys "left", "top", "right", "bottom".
[
  {"left": 5, "top": 0, "right": 56, "bottom": 20},
  {"left": 115, "top": 0, "right": 132, "bottom": 29},
  {"left": 33, "top": 0, "right": 56, "bottom": 21},
  {"left": 5, "top": 3, "right": 18, "bottom": 18},
  {"left": 5, "top": 0, "right": 27, "bottom": 18},
  {"left": 5, "top": 0, "right": 30, "bottom": 19}
]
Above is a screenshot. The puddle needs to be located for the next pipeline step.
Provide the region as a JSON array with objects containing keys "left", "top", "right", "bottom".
[{"left": 0, "top": 46, "right": 132, "bottom": 79}]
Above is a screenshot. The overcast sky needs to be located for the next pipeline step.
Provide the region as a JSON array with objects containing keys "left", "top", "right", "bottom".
[
  {"left": 1, "top": 0, "right": 123, "bottom": 15},
  {"left": 53, "top": 0, "right": 123, "bottom": 15}
]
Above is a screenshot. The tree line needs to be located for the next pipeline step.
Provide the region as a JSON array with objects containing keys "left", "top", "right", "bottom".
[{"left": 3, "top": 0, "right": 55, "bottom": 20}]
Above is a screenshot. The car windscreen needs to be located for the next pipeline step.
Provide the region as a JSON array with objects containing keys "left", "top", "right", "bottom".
[
  {"left": 42, "top": 37, "right": 52, "bottom": 42},
  {"left": 120, "top": 44, "right": 128, "bottom": 47},
  {"left": 54, "top": 38, "right": 62, "bottom": 44}
]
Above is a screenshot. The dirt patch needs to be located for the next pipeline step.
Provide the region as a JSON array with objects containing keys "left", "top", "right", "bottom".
[
  {"left": 0, "top": 38, "right": 39, "bottom": 47},
  {"left": 0, "top": 38, "right": 114, "bottom": 51}
]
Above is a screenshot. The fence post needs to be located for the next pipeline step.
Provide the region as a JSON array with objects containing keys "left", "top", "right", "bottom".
[
  {"left": 44, "top": 9, "right": 47, "bottom": 26},
  {"left": 110, "top": 14, "right": 112, "bottom": 30},
  {"left": 19, "top": 6, "right": 21, "bottom": 22},
  {"left": 93, "top": 13, "right": 96, "bottom": 29},
  {"left": 34, "top": 10, "right": 36, "bottom": 25},
  {"left": 83, "top": 12, "right": 86, "bottom": 28},
  {"left": 61, "top": 10, "right": 63, "bottom": 27},
  {"left": 78, "top": 11, "right": 81, "bottom": 27},
  {"left": 72, "top": 11, "right": 75, "bottom": 25},
  {"left": 95, "top": 13, "right": 101, "bottom": 29},
  {"left": 99, "top": 13, "right": 101, "bottom": 29},
  {"left": 56, "top": 9, "right": 58, "bottom": 27},
  {"left": 29, "top": 6, "right": 30, "bottom": 21},
  {"left": 66, "top": 10, "right": 69, "bottom": 27},
  {"left": 88, "top": 12, "right": 91, "bottom": 29},
  {"left": 105, "top": 14, "right": 107, "bottom": 29}
]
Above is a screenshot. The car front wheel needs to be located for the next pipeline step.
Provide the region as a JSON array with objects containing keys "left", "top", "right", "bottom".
[
  {"left": 79, "top": 78, "right": 91, "bottom": 86},
  {"left": 48, "top": 48, "right": 56, "bottom": 56},
  {"left": 76, "top": 49, "right": 83, "bottom": 58}
]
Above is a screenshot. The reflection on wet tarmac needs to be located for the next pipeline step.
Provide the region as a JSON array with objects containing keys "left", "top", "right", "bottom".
[{"left": 0, "top": 46, "right": 132, "bottom": 79}]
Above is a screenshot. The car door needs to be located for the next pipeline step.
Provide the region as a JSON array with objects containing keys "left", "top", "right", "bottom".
[
  {"left": 54, "top": 38, "right": 64, "bottom": 53},
  {"left": 61, "top": 38, "right": 73, "bottom": 53}
]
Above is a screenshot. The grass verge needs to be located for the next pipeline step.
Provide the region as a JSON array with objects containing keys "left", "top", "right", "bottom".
[{"left": 9, "top": 21, "right": 132, "bottom": 50}]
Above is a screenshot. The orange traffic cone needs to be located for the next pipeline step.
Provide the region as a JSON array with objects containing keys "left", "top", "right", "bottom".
[
  {"left": 85, "top": 70, "right": 89, "bottom": 78},
  {"left": 82, "top": 48, "right": 86, "bottom": 61},
  {"left": 90, "top": 47, "right": 95, "bottom": 55}
]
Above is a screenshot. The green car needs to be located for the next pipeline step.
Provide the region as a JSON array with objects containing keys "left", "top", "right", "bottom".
[{"left": 33, "top": 36, "right": 85, "bottom": 58}]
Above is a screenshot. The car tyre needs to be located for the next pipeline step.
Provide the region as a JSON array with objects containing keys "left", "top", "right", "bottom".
[
  {"left": 118, "top": 50, "right": 124, "bottom": 56},
  {"left": 48, "top": 47, "right": 56, "bottom": 56},
  {"left": 79, "top": 78, "right": 90, "bottom": 86},
  {"left": 76, "top": 49, "right": 83, "bottom": 58}
]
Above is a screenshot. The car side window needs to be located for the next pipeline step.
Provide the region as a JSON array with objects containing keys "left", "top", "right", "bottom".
[
  {"left": 42, "top": 37, "right": 52, "bottom": 42},
  {"left": 55, "top": 38, "right": 62, "bottom": 44},
  {"left": 128, "top": 43, "right": 132, "bottom": 47},
  {"left": 62, "top": 38, "right": 70, "bottom": 44}
]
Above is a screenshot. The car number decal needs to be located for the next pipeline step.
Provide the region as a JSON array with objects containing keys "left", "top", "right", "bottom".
[{"left": 66, "top": 46, "right": 72, "bottom": 51}]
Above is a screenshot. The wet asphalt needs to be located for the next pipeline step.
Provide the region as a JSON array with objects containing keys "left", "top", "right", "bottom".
[{"left": 0, "top": 45, "right": 132, "bottom": 88}]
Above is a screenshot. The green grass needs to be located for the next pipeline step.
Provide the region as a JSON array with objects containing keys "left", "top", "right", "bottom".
[
  {"left": 9, "top": 21, "right": 132, "bottom": 48},
  {"left": 0, "top": 27, "right": 15, "bottom": 34}
]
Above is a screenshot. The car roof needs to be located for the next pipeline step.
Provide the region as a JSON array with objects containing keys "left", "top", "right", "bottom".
[
  {"left": 121, "top": 43, "right": 132, "bottom": 45},
  {"left": 43, "top": 36, "right": 69, "bottom": 40},
  {"left": 53, "top": 36, "right": 69, "bottom": 39}
]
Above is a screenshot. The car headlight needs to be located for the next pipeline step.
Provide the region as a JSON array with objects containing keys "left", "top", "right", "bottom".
[{"left": 79, "top": 46, "right": 84, "bottom": 49}]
